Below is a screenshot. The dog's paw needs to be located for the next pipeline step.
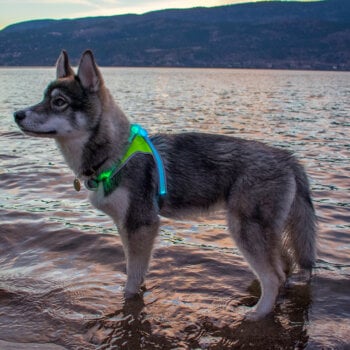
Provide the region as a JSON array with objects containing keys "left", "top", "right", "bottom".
[
  {"left": 285, "top": 269, "right": 312, "bottom": 289},
  {"left": 124, "top": 289, "right": 140, "bottom": 300},
  {"left": 244, "top": 309, "right": 263, "bottom": 321},
  {"left": 244, "top": 307, "right": 271, "bottom": 321},
  {"left": 124, "top": 283, "right": 146, "bottom": 300}
]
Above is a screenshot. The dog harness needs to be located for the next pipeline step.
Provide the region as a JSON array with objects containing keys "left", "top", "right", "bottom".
[{"left": 76, "top": 124, "right": 167, "bottom": 198}]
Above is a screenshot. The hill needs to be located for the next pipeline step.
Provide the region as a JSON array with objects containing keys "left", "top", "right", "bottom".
[{"left": 0, "top": 0, "right": 349, "bottom": 70}]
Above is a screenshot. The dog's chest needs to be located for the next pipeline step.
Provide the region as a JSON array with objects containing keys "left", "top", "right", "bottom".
[{"left": 89, "top": 186, "right": 130, "bottom": 225}]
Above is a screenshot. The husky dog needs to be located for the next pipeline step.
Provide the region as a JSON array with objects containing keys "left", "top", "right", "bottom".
[{"left": 14, "top": 50, "right": 316, "bottom": 320}]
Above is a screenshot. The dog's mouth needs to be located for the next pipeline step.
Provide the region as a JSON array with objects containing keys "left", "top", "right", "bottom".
[
  {"left": 28, "top": 130, "right": 57, "bottom": 135},
  {"left": 19, "top": 126, "right": 57, "bottom": 137}
]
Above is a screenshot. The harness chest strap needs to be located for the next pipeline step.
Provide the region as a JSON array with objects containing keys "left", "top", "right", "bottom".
[{"left": 73, "top": 124, "right": 167, "bottom": 196}]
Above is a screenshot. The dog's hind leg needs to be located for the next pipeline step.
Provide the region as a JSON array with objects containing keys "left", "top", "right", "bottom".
[
  {"left": 228, "top": 213, "right": 282, "bottom": 321},
  {"left": 119, "top": 220, "right": 159, "bottom": 299}
]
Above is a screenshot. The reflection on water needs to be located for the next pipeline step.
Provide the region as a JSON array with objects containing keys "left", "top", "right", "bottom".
[{"left": 0, "top": 68, "right": 349, "bottom": 349}]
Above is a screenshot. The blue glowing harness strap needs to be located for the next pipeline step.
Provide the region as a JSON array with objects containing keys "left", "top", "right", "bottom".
[{"left": 129, "top": 124, "right": 167, "bottom": 197}]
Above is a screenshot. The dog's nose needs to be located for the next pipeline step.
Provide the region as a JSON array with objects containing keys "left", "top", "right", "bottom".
[{"left": 14, "top": 110, "right": 26, "bottom": 123}]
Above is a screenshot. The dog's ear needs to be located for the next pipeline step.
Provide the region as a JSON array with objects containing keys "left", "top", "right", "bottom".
[
  {"left": 77, "top": 50, "right": 103, "bottom": 92},
  {"left": 56, "top": 50, "right": 74, "bottom": 79}
]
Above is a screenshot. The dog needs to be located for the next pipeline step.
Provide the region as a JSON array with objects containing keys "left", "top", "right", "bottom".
[{"left": 14, "top": 50, "right": 316, "bottom": 320}]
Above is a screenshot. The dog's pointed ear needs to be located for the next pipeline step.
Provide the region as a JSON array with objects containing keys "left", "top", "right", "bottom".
[
  {"left": 77, "top": 50, "right": 103, "bottom": 92},
  {"left": 56, "top": 50, "right": 74, "bottom": 79}
]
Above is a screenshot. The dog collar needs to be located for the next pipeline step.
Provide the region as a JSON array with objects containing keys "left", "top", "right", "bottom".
[{"left": 76, "top": 124, "right": 167, "bottom": 196}]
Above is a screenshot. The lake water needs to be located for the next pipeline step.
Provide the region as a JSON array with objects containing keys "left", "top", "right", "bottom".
[{"left": 0, "top": 67, "right": 349, "bottom": 349}]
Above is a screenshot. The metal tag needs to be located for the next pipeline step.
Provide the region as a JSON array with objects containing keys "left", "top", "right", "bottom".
[{"left": 73, "top": 178, "right": 81, "bottom": 192}]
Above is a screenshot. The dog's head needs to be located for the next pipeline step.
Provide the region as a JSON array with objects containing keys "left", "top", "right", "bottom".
[{"left": 14, "top": 50, "right": 105, "bottom": 139}]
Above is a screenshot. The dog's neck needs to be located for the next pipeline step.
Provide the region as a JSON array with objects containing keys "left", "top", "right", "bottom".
[
  {"left": 55, "top": 134, "right": 90, "bottom": 177},
  {"left": 55, "top": 96, "right": 130, "bottom": 180}
]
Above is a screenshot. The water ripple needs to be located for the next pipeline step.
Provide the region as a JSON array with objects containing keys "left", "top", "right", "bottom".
[{"left": 0, "top": 68, "right": 349, "bottom": 349}]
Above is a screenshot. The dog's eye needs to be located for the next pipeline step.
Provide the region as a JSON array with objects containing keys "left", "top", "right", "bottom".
[{"left": 52, "top": 97, "right": 67, "bottom": 108}]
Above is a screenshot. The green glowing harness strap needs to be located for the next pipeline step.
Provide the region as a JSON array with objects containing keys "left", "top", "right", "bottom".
[{"left": 84, "top": 124, "right": 167, "bottom": 197}]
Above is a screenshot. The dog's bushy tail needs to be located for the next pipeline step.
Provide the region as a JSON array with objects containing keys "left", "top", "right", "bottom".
[{"left": 286, "top": 162, "right": 317, "bottom": 271}]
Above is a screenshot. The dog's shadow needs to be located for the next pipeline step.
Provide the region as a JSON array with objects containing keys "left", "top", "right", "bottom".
[
  {"left": 83, "top": 245, "right": 313, "bottom": 348},
  {"left": 87, "top": 278, "right": 312, "bottom": 349},
  {"left": 86, "top": 292, "right": 178, "bottom": 349}
]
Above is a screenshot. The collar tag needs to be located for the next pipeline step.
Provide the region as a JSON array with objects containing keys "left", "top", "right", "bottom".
[{"left": 73, "top": 178, "right": 81, "bottom": 192}]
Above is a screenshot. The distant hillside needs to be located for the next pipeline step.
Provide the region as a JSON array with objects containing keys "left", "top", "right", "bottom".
[{"left": 0, "top": 0, "right": 349, "bottom": 70}]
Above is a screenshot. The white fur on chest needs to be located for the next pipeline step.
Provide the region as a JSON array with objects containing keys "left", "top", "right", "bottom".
[{"left": 89, "top": 186, "right": 130, "bottom": 226}]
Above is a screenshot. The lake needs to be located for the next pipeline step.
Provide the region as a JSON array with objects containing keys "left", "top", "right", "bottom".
[{"left": 0, "top": 67, "right": 349, "bottom": 349}]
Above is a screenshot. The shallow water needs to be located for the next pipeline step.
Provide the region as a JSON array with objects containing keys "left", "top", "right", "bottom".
[{"left": 0, "top": 67, "right": 349, "bottom": 349}]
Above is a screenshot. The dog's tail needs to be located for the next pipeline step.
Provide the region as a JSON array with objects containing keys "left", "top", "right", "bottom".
[{"left": 286, "top": 162, "right": 317, "bottom": 271}]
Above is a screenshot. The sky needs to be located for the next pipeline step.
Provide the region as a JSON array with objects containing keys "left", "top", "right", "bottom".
[{"left": 0, "top": 0, "right": 320, "bottom": 30}]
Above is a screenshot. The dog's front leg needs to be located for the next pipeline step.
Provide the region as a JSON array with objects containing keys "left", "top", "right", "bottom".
[{"left": 119, "top": 221, "right": 159, "bottom": 299}]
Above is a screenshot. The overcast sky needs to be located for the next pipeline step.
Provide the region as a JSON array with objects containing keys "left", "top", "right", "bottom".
[{"left": 0, "top": 0, "right": 320, "bottom": 30}]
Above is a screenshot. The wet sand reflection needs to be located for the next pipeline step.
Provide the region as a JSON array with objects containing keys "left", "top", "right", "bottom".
[
  {"left": 87, "top": 246, "right": 313, "bottom": 350},
  {"left": 0, "top": 223, "right": 314, "bottom": 349}
]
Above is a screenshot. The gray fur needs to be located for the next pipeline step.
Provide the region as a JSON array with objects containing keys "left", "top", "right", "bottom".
[{"left": 14, "top": 50, "right": 317, "bottom": 320}]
